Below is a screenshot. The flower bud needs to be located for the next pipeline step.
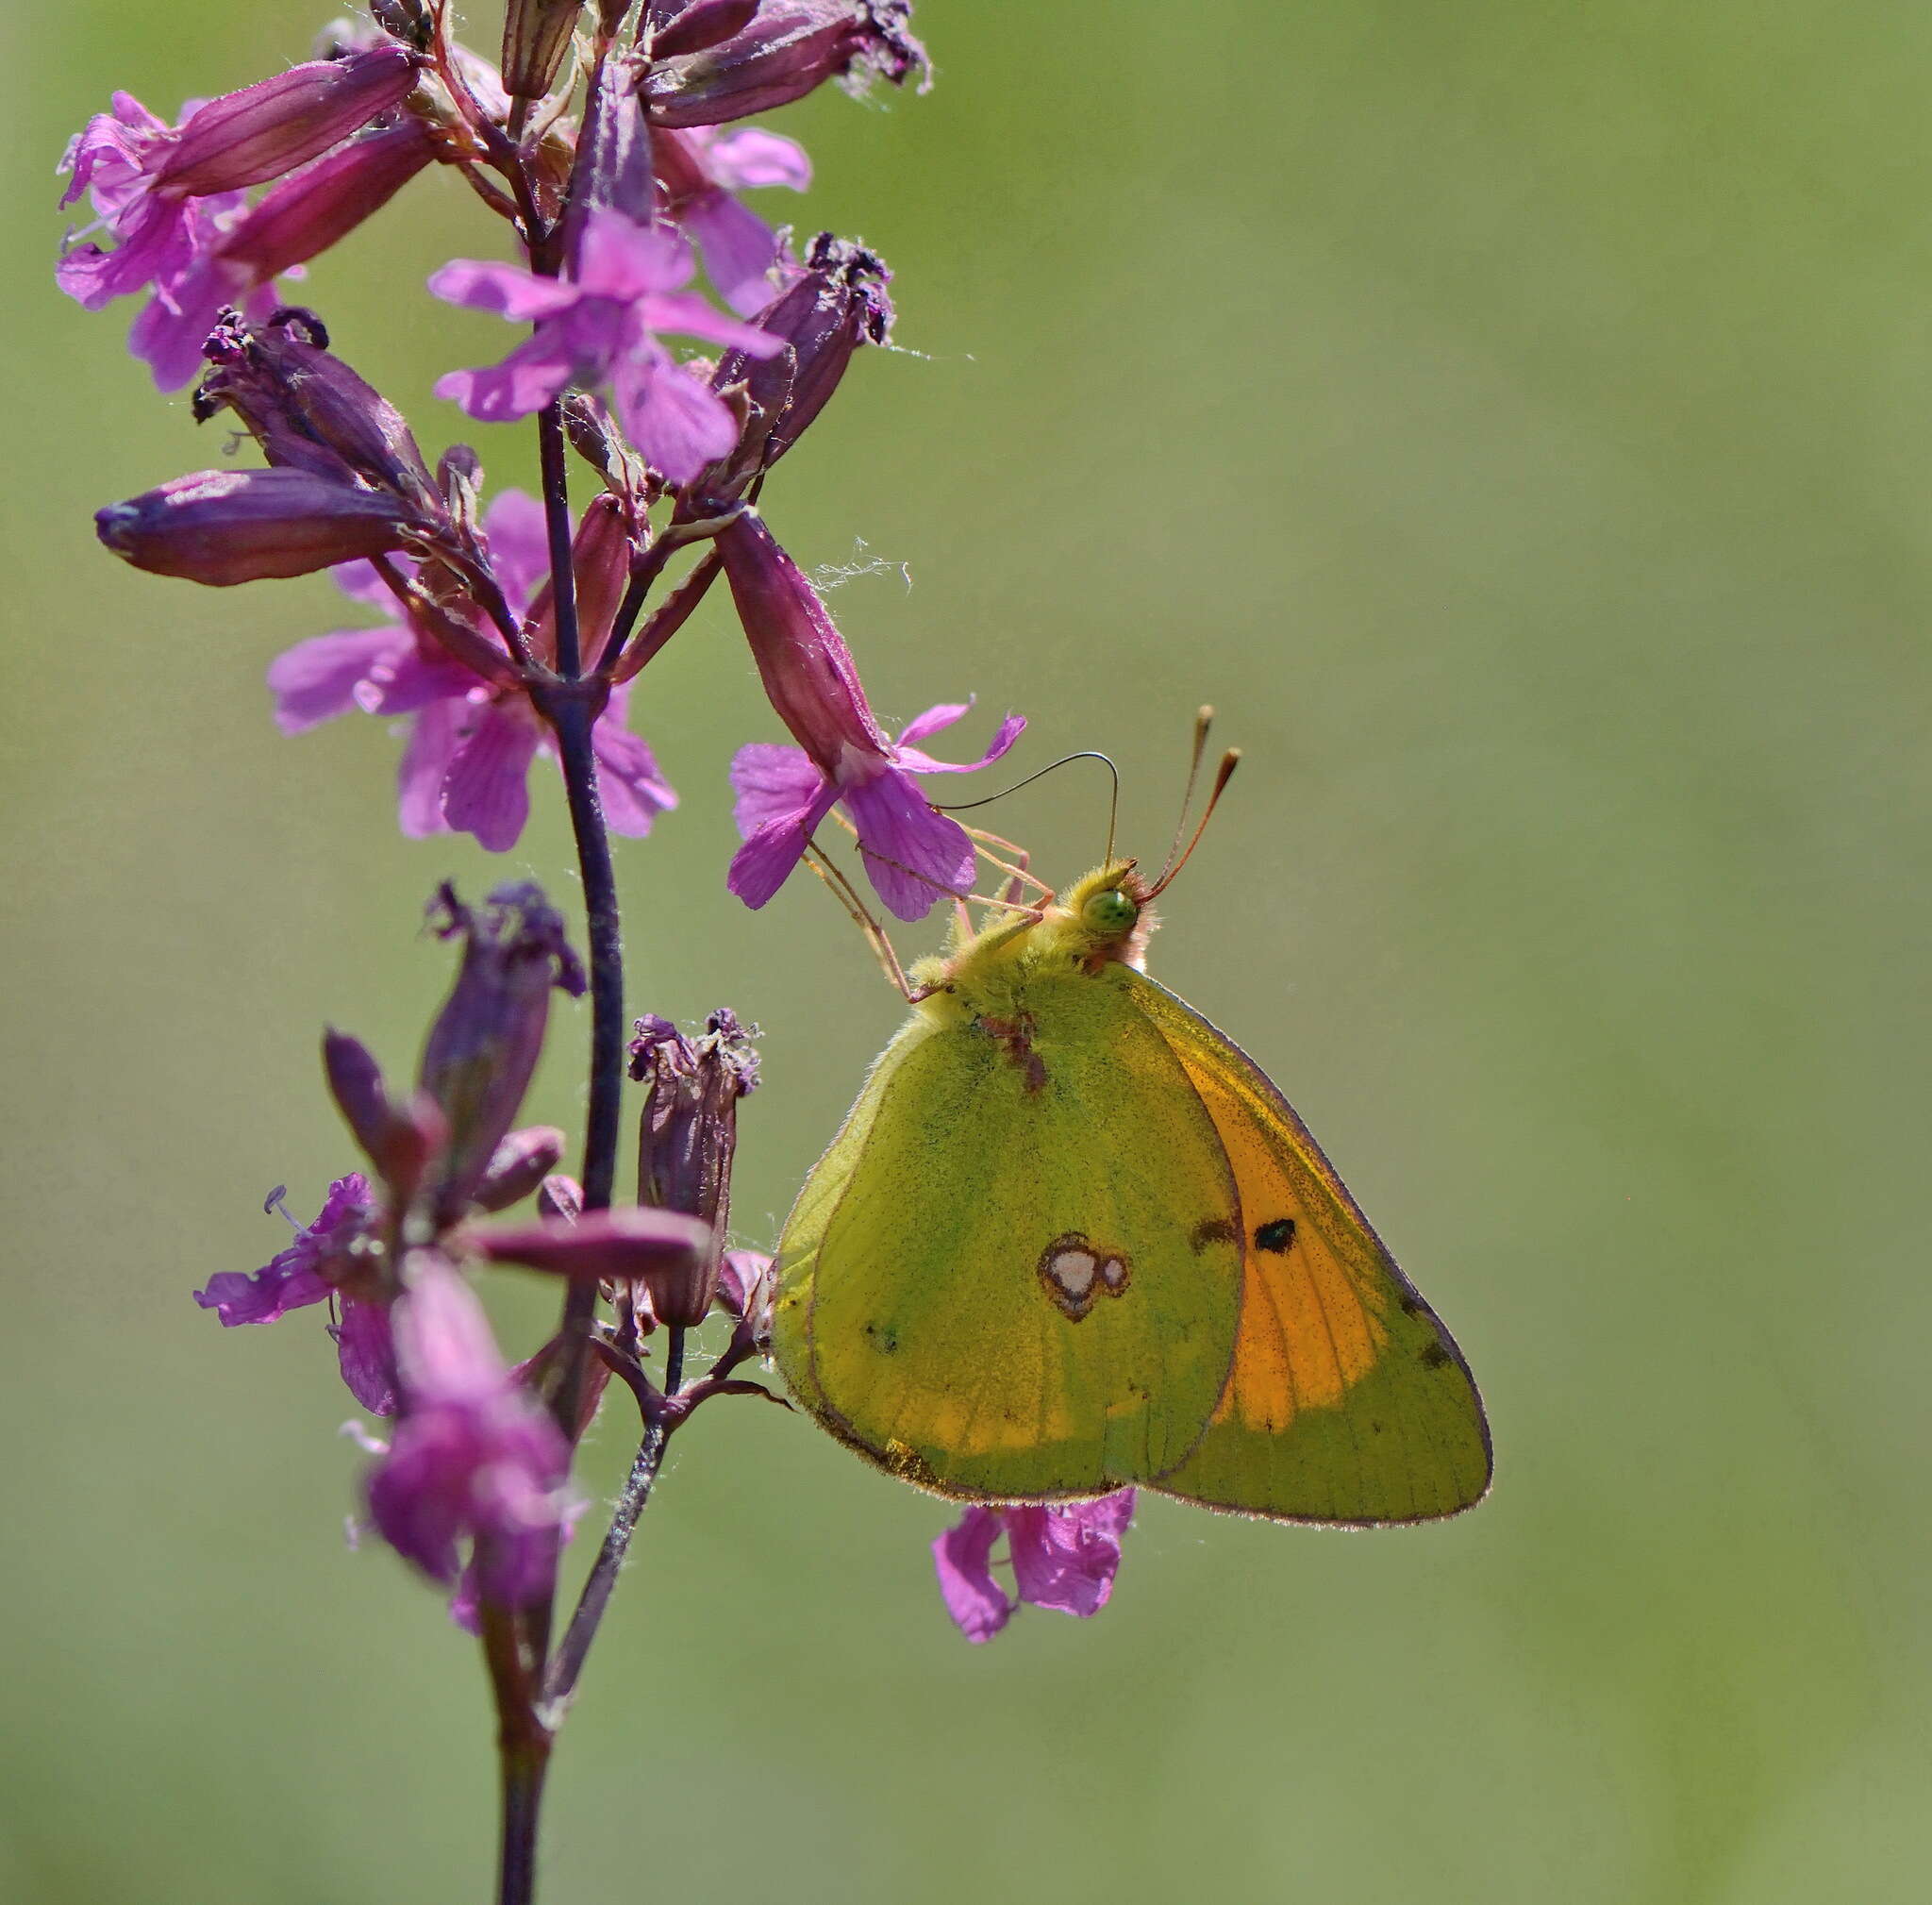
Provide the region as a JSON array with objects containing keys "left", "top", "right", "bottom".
[
  {"left": 419, "top": 883, "right": 587, "bottom": 1222},
  {"left": 643, "top": 1, "right": 928, "bottom": 128},
  {"left": 628, "top": 1009, "right": 758, "bottom": 1325},
  {"left": 647, "top": 0, "right": 762, "bottom": 58},
  {"left": 538, "top": 1175, "right": 584, "bottom": 1223},
  {"left": 470, "top": 1207, "right": 711, "bottom": 1280},
  {"left": 158, "top": 47, "right": 421, "bottom": 196},
  {"left": 324, "top": 1028, "right": 449, "bottom": 1210},
  {"left": 472, "top": 1127, "right": 570, "bottom": 1212},
  {"left": 195, "top": 308, "right": 443, "bottom": 521},
  {"left": 716, "top": 1246, "right": 774, "bottom": 1344},
  {"left": 525, "top": 493, "right": 636, "bottom": 672},
  {"left": 212, "top": 122, "right": 438, "bottom": 286},
  {"left": 95, "top": 468, "right": 414, "bottom": 585},
  {"left": 503, "top": 0, "right": 587, "bottom": 102},
  {"left": 561, "top": 52, "right": 654, "bottom": 269},
  {"left": 702, "top": 232, "right": 891, "bottom": 495}
]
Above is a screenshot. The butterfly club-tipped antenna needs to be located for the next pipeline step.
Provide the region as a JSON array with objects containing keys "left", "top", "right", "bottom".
[{"left": 1145, "top": 707, "right": 1240, "bottom": 901}]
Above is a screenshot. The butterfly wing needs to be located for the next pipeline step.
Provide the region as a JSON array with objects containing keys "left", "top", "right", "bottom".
[
  {"left": 772, "top": 969, "right": 1245, "bottom": 1501},
  {"left": 1126, "top": 974, "right": 1492, "bottom": 1524}
]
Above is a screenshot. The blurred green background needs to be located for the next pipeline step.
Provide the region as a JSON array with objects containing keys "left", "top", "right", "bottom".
[{"left": 5, "top": 2, "right": 1928, "bottom": 1899}]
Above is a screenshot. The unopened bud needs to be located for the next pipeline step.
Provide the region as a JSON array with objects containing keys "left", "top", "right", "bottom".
[
  {"left": 473, "top": 1128, "right": 570, "bottom": 1212},
  {"left": 471, "top": 1207, "right": 711, "bottom": 1280},
  {"left": 716, "top": 1247, "right": 774, "bottom": 1344},
  {"left": 213, "top": 122, "right": 437, "bottom": 286},
  {"left": 647, "top": 0, "right": 762, "bottom": 58},
  {"left": 628, "top": 1009, "right": 758, "bottom": 1325},
  {"left": 419, "top": 883, "right": 586, "bottom": 1222},
  {"left": 503, "top": 0, "right": 587, "bottom": 101},
  {"left": 324, "top": 1028, "right": 448, "bottom": 1209},
  {"left": 158, "top": 47, "right": 420, "bottom": 196},
  {"left": 526, "top": 493, "right": 636, "bottom": 671},
  {"left": 561, "top": 52, "right": 654, "bottom": 269},
  {"left": 195, "top": 308, "right": 443, "bottom": 521},
  {"left": 642, "top": 1, "right": 928, "bottom": 129},
  {"left": 96, "top": 468, "right": 413, "bottom": 585},
  {"left": 538, "top": 1175, "right": 584, "bottom": 1223}
]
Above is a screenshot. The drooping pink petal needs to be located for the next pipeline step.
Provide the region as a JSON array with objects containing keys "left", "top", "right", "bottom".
[
  {"left": 267, "top": 627, "right": 403, "bottom": 733},
  {"left": 397, "top": 696, "right": 469, "bottom": 838},
  {"left": 609, "top": 343, "right": 741, "bottom": 484},
  {"left": 442, "top": 702, "right": 542, "bottom": 852},
  {"left": 729, "top": 741, "right": 825, "bottom": 838},
  {"left": 706, "top": 127, "right": 812, "bottom": 193},
  {"left": 193, "top": 1175, "right": 374, "bottom": 1325},
  {"left": 894, "top": 710, "right": 1027, "bottom": 777},
  {"left": 841, "top": 767, "right": 976, "bottom": 921},
  {"left": 726, "top": 781, "right": 841, "bottom": 910},
  {"left": 680, "top": 189, "right": 789, "bottom": 317},
  {"left": 477, "top": 491, "right": 553, "bottom": 610},
  {"left": 427, "top": 258, "right": 582, "bottom": 324},
  {"left": 638, "top": 287, "right": 789, "bottom": 357},
  {"left": 331, "top": 1294, "right": 399, "bottom": 1416},
  {"left": 932, "top": 1507, "right": 1013, "bottom": 1644},
  {"left": 1006, "top": 1492, "right": 1135, "bottom": 1618},
  {"left": 591, "top": 698, "right": 678, "bottom": 836}
]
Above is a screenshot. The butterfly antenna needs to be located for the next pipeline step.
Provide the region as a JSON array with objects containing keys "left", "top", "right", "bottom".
[
  {"left": 1144, "top": 746, "right": 1241, "bottom": 900},
  {"left": 1154, "top": 706, "right": 1217, "bottom": 889}
]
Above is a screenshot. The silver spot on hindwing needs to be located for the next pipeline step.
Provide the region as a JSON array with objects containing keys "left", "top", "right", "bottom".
[{"left": 1038, "top": 1231, "right": 1132, "bottom": 1321}]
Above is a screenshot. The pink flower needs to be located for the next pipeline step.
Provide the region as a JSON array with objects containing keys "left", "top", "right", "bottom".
[
  {"left": 720, "top": 511, "right": 1024, "bottom": 920},
  {"left": 429, "top": 211, "right": 783, "bottom": 484},
  {"left": 365, "top": 1253, "right": 570, "bottom": 1611},
  {"left": 266, "top": 492, "right": 677, "bottom": 852},
  {"left": 931, "top": 1492, "right": 1137, "bottom": 1644},
  {"left": 193, "top": 1175, "right": 397, "bottom": 1414},
  {"left": 657, "top": 125, "right": 813, "bottom": 317}
]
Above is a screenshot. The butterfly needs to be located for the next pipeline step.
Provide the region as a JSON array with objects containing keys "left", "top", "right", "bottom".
[{"left": 771, "top": 771, "right": 1491, "bottom": 1525}]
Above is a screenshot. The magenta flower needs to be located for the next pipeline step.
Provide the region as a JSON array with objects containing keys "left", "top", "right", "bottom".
[
  {"left": 193, "top": 1175, "right": 397, "bottom": 1414},
  {"left": 429, "top": 211, "right": 783, "bottom": 485},
  {"left": 658, "top": 125, "right": 812, "bottom": 316},
  {"left": 931, "top": 1491, "right": 1137, "bottom": 1644},
  {"left": 720, "top": 512, "right": 1023, "bottom": 920},
  {"left": 266, "top": 491, "right": 676, "bottom": 852},
  {"left": 365, "top": 1252, "right": 571, "bottom": 1611}
]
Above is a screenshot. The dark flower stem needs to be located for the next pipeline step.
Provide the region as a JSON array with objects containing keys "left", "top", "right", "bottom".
[{"left": 541, "top": 1327, "right": 687, "bottom": 1714}]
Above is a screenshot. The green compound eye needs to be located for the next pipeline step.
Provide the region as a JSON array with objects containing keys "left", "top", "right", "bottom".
[{"left": 1082, "top": 887, "right": 1139, "bottom": 935}]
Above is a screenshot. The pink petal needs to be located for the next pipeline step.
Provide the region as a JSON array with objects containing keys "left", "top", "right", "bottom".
[
  {"left": 357, "top": 644, "right": 481, "bottom": 716},
  {"left": 1006, "top": 1492, "right": 1134, "bottom": 1619},
  {"left": 894, "top": 710, "right": 1027, "bottom": 777},
  {"left": 706, "top": 128, "right": 812, "bottom": 193},
  {"left": 575, "top": 209, "right": 695, "bottom": 300},
  {"left": 610, "top": 346, "right": 741, "bottom": 485},
  {"left": 331, "top": 1295, "right": 398, "bottom": 1416},
  {"left": 397, "top": 698, "right": 467, "bottom": 838},
  {"left": 729, "top": 742, "right": 825, "bottom": 839},
  {"left": 479, "top": 490, "right": 553, "bottom": 609},
  {"left": 266, "top": 627, "right": 402, "bottom": 733},
  {"left": 435, "top": 331, "right": 576, "bottom": 426},
  {"left": 427, "top": 258, "right": 581, "bottom": 323},
  {"left": 441, "top": 703, "right": 541, "bottom": 852},
  {"left": 680, "top": 191, "right": 789, "bottom": 318},
  {"left": 638, "top": 287, "right": 787, "bottom": 356},
  {"left": 841, "top": 768, "right": 975, "bottom": 922},
  {"left": 726, "top": 782, "right": 840, "bottom": 910},
  {"left": 591, "top": 700, "right": 678, "bottom": 837},
  {"left": 932, "top": 1507, "right": 1013, "bottom": 1644}
]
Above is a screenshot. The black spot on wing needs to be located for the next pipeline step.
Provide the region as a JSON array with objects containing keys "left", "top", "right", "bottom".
[
  {"left": 1191, "top": 1214, "right": 1239, "bottom": 1251},
  {"left": 1254, "top": 1217, "right": 1297, "bottom": 1253},
  {"left": 1418, "top": 1341, "right": 1450, "bottom": 1370}
]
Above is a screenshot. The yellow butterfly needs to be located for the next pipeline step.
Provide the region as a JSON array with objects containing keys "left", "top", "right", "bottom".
[{"left": 772, "top": 752, "right": 1491, "bottom": 1526}]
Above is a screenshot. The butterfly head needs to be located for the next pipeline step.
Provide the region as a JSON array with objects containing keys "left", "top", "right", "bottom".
[{"left": 1058, "top": 861, "right": 1157, "bottom": 970}]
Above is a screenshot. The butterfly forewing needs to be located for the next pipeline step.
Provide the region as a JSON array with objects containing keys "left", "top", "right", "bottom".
[
  {"left": 774, "top": 970, "right": 1245, "bottom": 1501},
  {"left": 1127, "top": 976, "right": 1492, "bottom": 1523}
]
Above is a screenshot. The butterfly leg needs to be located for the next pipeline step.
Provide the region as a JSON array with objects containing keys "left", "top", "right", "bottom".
[{"left": 801, "top": 844, "right": 935, "bottom": 1003}]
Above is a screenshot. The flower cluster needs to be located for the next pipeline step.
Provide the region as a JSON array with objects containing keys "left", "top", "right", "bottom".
[{"left": 75, "top": 4, "right": 1017, "bottom": 910}]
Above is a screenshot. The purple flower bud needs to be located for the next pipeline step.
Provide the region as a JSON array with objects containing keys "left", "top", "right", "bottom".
[
  {"left": 701, "top": 232, "right": 892, "bottom": 495},
  {"left": 473, "top": 1127, "right": 570, "bottom": 1212},
  {"left": 525, "top": 493, "right": 637, "bottom": 672},
  {"left": 95, "top": 467, "right": 415, "bottom": 585},
  {"left": 213, "top": 122, "right": 438, "bottom": 286},
  {"left": 366, "top": 1252, "right": 571, "bottom": 1608},
  {"left": 627, "top": 1010, "right": 758, "bottom": 1325},
  {"left": 502, "top": 0, "right": 589, "bottom": 102},
  {"left": 932, "top": 1491, "right": 1136, "bottom": 1644},
  {"left": 470, "top": 1206, "right": 711, "bottom": 1281},
  {"left": 324, "top": 1028, "right": 449, "bottom": 1208},
  {"left": 195, "top": 308, "right": 443, "bottom": 522},
  {"left": 418, "top": 883, "right": 587, "bottom": 1221},
  {"left": 538, "top": 1174, "right": 585, "bottom": 1223},
  {"left": 643, "top": 1, "right": 929, "bottom": 128},
  {"left": 648, "top": 0, "right": 763, "bottom": 58},
  {"left": 715, "top": 1246, "right": 774, "bottom": 1344},
  {"left": 156, "top": 48, "right": 421, "bottom": 197},
  {"left": 561, "top": 52, "right": 656, "bottom": 268}
]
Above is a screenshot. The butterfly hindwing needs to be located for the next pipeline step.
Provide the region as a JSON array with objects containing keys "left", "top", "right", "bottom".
[
  {"left": 774, "top": 968, "right": 1245, "bottom": 1501},
  {"left": 1126, "top": 975, "right": 1493, "bottom": 1523}
]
